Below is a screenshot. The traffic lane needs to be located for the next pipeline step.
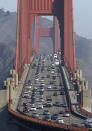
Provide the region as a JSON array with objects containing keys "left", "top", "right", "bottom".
[{"left": 18, "top": 55, "right": 85, "bottom": 127}]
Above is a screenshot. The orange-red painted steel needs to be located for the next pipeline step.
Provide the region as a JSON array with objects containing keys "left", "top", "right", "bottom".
[
  {"left": 54, "top": 16, "right": 60, "bottom": 53},
  {"left": 15, "top": 0, "right": 76, "bottom": 78},
  {"left": 33, "top": 16, "right": 60, "bottom": 54},
  {"left": 64, "top": 0, "right": 76, "bottom": 73},
  {"left": 8, "top": 106, "right": 89, "bottom": 131},
  {"left": 34, "top": 16, "right": 40, "bottom": 55},
  {"left": 39, "top": 28, "right": 52, "bottom": 37}
]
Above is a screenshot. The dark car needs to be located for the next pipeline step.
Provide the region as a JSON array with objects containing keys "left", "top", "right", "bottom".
[
  {"left": 51, "top": 114, "right": 58, "bottom": 120},
  {"left": 23, "top": 103, "right": 27, "bottom": 107},
  {"left": 46, "top": 102, "right": 53, "bottom": 107},
  {"left": 23, "top": 106, "right": 28, "bottom": 113},
  {"left": 60, "top": 91, "right": 65, "bottom": 95},
  {"left": 43, "top": 110, "right": 50, "bottom": 115},
  {"left": 39, "top": 91, "right": 44, "bottom": 95},
  {"left": 31, "top": 112, "right": 39, "bottom": 118},
  {"left": 53, "top": 92, "right": 58, "bottom": 96},
  {"left": 53, "top": 86, "right": 57, "bottom": 89},
  {"left": 54, "top": 102, "right": 62, "bottom": 107},
  {"left": 43, "top": 115, "right": 51, "bottom": 121},
  {"left": 52, "top": 76, "right": 56, "bottom": 80},
  {"left": 46, "top": 96, "right": 52, "bottom": 101},
  {"left": 59, "top": 111, "right": 64, "bottom": 114}
]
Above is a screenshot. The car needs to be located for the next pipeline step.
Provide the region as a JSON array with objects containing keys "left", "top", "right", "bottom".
[
  {"left": 30, "top": 103, "right": 35, "bottom": 106},
  {"left": 46, "top": 102, "right": 53, "bottom": 107},
  {"left": 47, "top": 85, "right": 52, "bottom": 89},
  {"left": 54, "top": 102, "right": 62, "bottom": 107},
  {"left": 51, "top": 114, "right": 58, "bottom": 120},
  {"left": 40, "top": 85, "right": 44, "bottom": 88},
  {"left": 24, "top": 91, "right": 31, "bottom": 94},
  {"left": 28, "top": 80, "right": 31, "bottom": 84},
  {"left": 23, "top": 107, "right": 28, "bottom": 113},
  {"left": 40, "top": 79, "right": 44, "bottom": 82},
  {"left": 23, "top": 102, "right": 27, "bottom": 106},
  {"left": 39, "top": 91, "right": 44, "bottom": 95},
  {"left": 34, "top": 87, "right": 38, "bottom": 90},
  {"left": 59, "top": 111, "right": 64, "bottom": 114},
  {"left": 55, "top": 60, "right": 59, "bottom": 66},
  {"left": 37, "top": 104, "right": 43, "bottom": 109},
  {"left": 25, "top": 85, "right": 32, "bottom": 89},
  {"left": 39, "top": 88, "right": 44, "bottom": 92},
  {"left": 54, "top": 54, "right": 57, "bottom": 58},
  {"left": 84, "top": 118, "right": 92, "bottom": 128},
  {"left": 30, "top": 101, "right": 35, "bottom": 104},
  {"left": 60, "top": 91, "right": 65, "bottom": 95},
  {"left": 43, "top": 110, "right": 50, "bottom": 115},
  {"left": 22, "top": 95, "right": 29, "bottom": 98},
  {"left": 65, "top": 108, "right": 70, "bottom": 113},
  {"left": 32, "top": 90, "right": 37, "bottom": 93},
  {"left": 39, "top": 98, "right": 44, "bottom": 102},
  {"left": 41, "top": 76, "right": 44, "bottom": 79},
  {"left": 43, "top": 115, "right": 51, "bottom": 121},
  {"left": 52, "top": 63, "right": 55, "bottom": 66},
  {"left": 30, "top": 107, "right": 36, "bottom": 111},
  {"left": 46, "top": 96, "right": 52, "bottom": 101},
  {"left": 61, "top": 87, "right": 64, "bottom": 91},
  {"left": 56, "top": 118, "right": 64, "bottom": 124},
  {"left": 62, "top": 104, "right": 67, "bottom": 108},
  {"left": 39, "top": 95, "right": 44, "bottom": 99},
  {"left": 63, "top": 112, "right": 70, "bottom": 117},
  {"left": 31, "top": 95, "right": 36, "bottom": 99},
  {"left": 50, "top": 81, "right": 54, "bottom": 84},
  {"left": 52, "top": 76, "right": 56, "bottom": 80},
  {"left": 51, "top": 71, "right": 55, "bottom": 74},
  {"left": 53, "top": 86, "right": 57, "bottom": 89},
  {"left": 53, "top": 92, "right": 58, "bottom": 96},
  {"left": 31, "top": 112, "right": 39, "bottom": 118},
  {"left": 35, "top": 78, "right": 39, "bottom": 81},
  {"left": 41, "top": 83, "right": 45, "bottom": 86}
]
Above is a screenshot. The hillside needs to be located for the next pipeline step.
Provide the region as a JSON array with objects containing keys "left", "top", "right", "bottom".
[
  {"left": 0, "top": 9, "right": 16, "bottom": 45},
  {"left": 75, "top": 34, "right": 92, "bottom": 89},
  {"left": 0, "top": 9, "right": 92, "bottom": 89},
  {"left": 0, "top": 42, "right": 15, "bottom": 86}
]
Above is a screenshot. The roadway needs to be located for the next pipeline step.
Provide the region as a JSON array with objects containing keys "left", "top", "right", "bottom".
[{"left": 17, "top": 54, "right": 85, "bottom": 127}]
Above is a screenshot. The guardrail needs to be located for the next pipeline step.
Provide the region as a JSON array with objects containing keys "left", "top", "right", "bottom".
[
  {"left": 8, "top": 106, "right": 89, "bottom": 131},
  {"left": 62, "top": 66, "right": 92, "bottom": 118},
  {"left": 80, "top": 104, "right": 92, "bottom": 117}
]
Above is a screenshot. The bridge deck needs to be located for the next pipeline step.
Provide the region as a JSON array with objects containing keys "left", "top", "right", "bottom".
[{"left": 17, "top": 54, "right": 85, "bottom": 128}]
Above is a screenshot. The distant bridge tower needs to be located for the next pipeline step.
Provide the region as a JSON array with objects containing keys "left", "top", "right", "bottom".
[
  {"left": 15, "top": 0, "right": 76, "bottom": 78},
  {"left": 33, "top": 16, "right": 60, "bottom": 55}
]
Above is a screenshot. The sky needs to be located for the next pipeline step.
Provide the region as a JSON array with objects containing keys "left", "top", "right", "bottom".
[{"left": 0, "top": 0, "right": 92, "bottom": 39}]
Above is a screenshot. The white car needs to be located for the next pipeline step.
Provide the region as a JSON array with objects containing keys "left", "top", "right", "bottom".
[
  {"left": 40, "top": 79, "right": 44, "bottom": 82},
  {"left": 37, "top": 104, "right": 43, "bottom": 109},
  {"left": 54, "top": 54, "right": 57, "bottom": 58},
  {"left": 41, "top": 83, "right": 45, "bottom": 86},
  {"left": 35, "top": 78, "right": 39, "bottom": 81},
  {"left": 63, "top": 113, "right": 70, "bottom": 117},
  {"left": 30, "top": 107, "right": 36, "bottom": 111},
  {"left": 56, "top": 118, "right": 64, "bottom": 124},
  {"left": 47, "top": 86, "right": 52, "bottom": 89},
  {"left": 25, "top": 86, "right": 32, "bottom": 89},
  {"left": 34, "top": 87, "right": 38, "bottom": 90},
  {"left": 52, "top": 64, "right": 55, "bottom": 66},
  {"left": 39, "top": 88, "right": 44, "bottom": 92},
  {"left": 51, "top": 71, "right": 55, "bottom": 74},
  {"left": 55, "top": 61, "right": 59, "bottom": 65}
]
